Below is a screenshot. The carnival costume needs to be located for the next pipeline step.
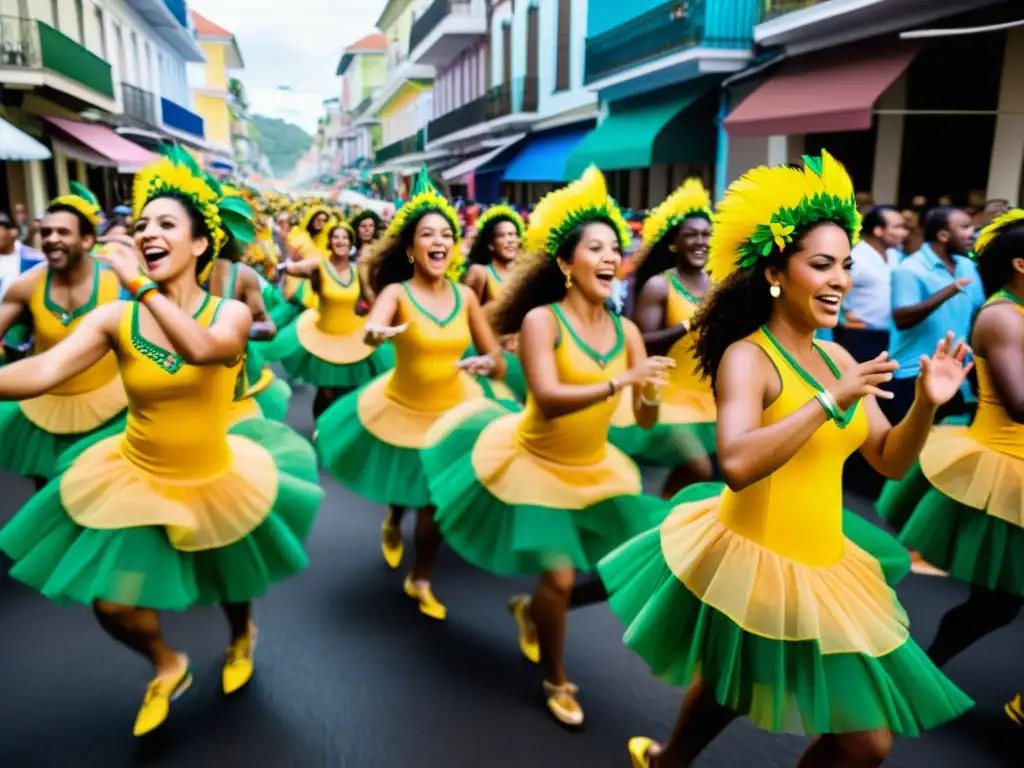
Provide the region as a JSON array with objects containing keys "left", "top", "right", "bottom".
[
  {"left": 271, "top": 203, "right": 330, "bottom": 329},
  {"left": 877, "top": 210, "right": 1024, "bottom": 595},
  {"left": 422, "top": 168, "right": 665, "bottom": 578},
  {"left": 462, "top": 204, "right": 528, "bottom": 401},
  {"left": 0, "top": 183, "right": 128, "bottom": 479},
  {"left": 0, "top": 152, "right": 322, "bottom": 713},
  {"left": 264, "top": 220, "right": 394, "bottom": 391},
  {"left": 316, "top": 179, "right": 498, "bottom": 515},
  {"left": 598, "top": 152, "right": 971, "bottom": 736},
  {"left": 609, "top": 179, "right": 716, "bottom": 464}
]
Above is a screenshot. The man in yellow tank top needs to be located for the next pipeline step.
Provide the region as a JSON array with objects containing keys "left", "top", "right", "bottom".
[{"left": 0, "top": 184, "right": 127, "bottom": 487}]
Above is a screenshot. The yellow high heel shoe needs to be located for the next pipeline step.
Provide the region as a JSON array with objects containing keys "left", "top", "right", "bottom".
[
  {"left": 403, "top": 576, "right": 447, "bottom": 620},
  {"left": 381, "top": 519, "right": 403, "bottom": 570},
  {"left": 222, "top": 625, "right": 258, "bottom": 695},
  {"left": 133, "top": 659, "right": 192, "bottom": 737},
  {"left": 1006, "top": 693, "right": 1024, "bottom": 726},
  {"left": 543, "top": 680, "right": 584, "bottom": 727},
  {"left": 628, "top": 737, "right": 658, "bottom": 767},
  {"left": 508, "top": 595, "right": 539, "bottom": 663}
]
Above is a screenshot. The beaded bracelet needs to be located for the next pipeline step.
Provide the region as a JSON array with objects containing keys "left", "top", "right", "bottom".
[{"left": 135, "top": 282, "right": 159, "bottom": 303}]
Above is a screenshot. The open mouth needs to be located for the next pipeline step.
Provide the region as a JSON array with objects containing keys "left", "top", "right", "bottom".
[
  {"left": 595, "top": 269, "right": 616, "bottom": 286},
  {"left": 143, "top": 246, "right": 169, "bottom": 270},
  {"left": 815, "top": 294, "right": 842, "bottom": 314},
  {"left": 427, "top": 247, "right": 448, "bottom": 267}
]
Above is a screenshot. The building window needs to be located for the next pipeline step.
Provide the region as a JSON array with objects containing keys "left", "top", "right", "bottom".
[
  {"left": 131, "top": 31, "right": 140, "bottom": 84},
  {"left": 96, "top": 8, "right": 107, "bottom": 58},
  {"left": 555, "top": 0, "right": 571, "bottom": 92},
  {"left": 74, "top": 0, "right": 85, "bottom": 43},
  {"left": 144, "top": 42, "right": 152, "bottom": 91},
  {"left": 49, "top": 0, "right": 59, "bottom": 28}
]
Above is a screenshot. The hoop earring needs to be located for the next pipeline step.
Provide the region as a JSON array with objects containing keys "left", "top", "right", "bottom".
[
  {"left": 565, "top": 272, "right": 573, "bottom": 289},
  {"left": 769, "top": 283, "right": 781, "bottom": 298}
]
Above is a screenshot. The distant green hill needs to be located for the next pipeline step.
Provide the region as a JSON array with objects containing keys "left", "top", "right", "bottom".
[{"left": 250, "top": 114, "right": 313, "bottom": 177}]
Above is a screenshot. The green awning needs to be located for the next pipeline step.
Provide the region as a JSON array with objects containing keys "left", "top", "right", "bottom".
[{"left": 565, "top": 83, "right": 718, "bottom": 178}]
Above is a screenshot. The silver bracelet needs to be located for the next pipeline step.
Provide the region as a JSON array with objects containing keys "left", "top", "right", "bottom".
[{"left": 640, "top": 392, "right": 661, "bottom": 407}]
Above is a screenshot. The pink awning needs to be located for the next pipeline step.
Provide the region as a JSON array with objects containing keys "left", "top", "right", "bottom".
[
  {"left": 724, "top": 42, "right": 921, "bottom": 138},
  {"left": 44, "top": 116, "right": 157, "bottom": 172}
]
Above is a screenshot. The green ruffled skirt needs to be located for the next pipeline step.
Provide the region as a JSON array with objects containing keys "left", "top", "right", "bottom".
[
  {"left": 597, "top": 482, "right": 971, "bottom": 735},
  {"left": 271, "top": 320, "right": 396, "bottom": 389},
  {"left": 421, "top": 401, "right": 668, "bottom": 575},
  {"left": 609, "top": 421, "right": 716, "bottom": 467},
  {"left": 0, "top": 419, "right": 323, "bottom": 610},
  {"left": 0, "top": 401, "right": 127, "bottom": 480},
  {"left": 464, "top": 343, "right": 526, "bottom": 402},
  {"left": 253, "top": 376, "right": 293, "bottom": 423}
]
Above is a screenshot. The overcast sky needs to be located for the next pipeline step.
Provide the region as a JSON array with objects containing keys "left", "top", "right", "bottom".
[{"left": 189, "top": 0, "right": 386, "bottom": 132}]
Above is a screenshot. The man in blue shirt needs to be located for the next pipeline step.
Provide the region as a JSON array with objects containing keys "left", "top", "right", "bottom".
[{"left": 884, "top": 206, "right": 982, "bottom": 425}]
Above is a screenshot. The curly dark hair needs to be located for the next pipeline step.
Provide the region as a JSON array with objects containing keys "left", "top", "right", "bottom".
[
  {"left": 467, "top": 213, "right": 520, "bottom": 266},
  {"left": 977, "top": 221, "right": 1024, "bottom": 298},
  {"left": 488, "top": 220, "right": 618, "bottom": 335},
  {"left": 691, "top": 220, "right": 841, "bottom": 392},
  {"left": 350, "top": 209, "right": 383, "bottom": 243}
]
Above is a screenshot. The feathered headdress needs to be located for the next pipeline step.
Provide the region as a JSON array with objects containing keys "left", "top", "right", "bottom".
[
  {"left": 631, "top": 177, "right": 712, "bottom": 272},
  {"left": 298, "top": 203, "right": 332, "bottom": 234},
  {"left": 524, "top": 166, "right": 630, "bottom": 257},
  {"left": 475, "top": 204, "right": 525, "bottom": 239},
  {"left": 975, "top": 209, "right": 1024, "bottom": 257},
  {"left": 49, "top": 181, "right": 102, "bottom": 232},
  {"left": 708, "top": 150, "right": 860, "bottom": 281},
  {"left": 132, "top": 146, "right": 255, "bottom": 277},
  {"left": 378, "top": 164, "right": 463, "bottom": 281}
]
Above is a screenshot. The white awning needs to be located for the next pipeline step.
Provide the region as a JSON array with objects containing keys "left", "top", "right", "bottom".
[
  {"left": 442, "top": 141, "right": 518, "bottom": 182},
  {"left": 0, "top": 118, "right": 51, "bottom": 161}
]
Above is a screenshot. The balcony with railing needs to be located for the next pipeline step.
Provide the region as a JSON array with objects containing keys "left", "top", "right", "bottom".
[
  {"left": 761, "top": 0, "right": 826, "bottom": 21},
  {"left": 584, "top": 0, "right": 754, "bottom": 85},
  {"left": 375, "top": 129, "right": 426, "bottom": 163},
  {"left": 122, "top": 83, "right": 157, "bottom": 125},
  {"left": 426, "top": 77, "right": 538, "bottom": 143},
  {"left": 161, "top": 97, "right": 204, "bottom": 137},
  {"left": 408, "top": 0, "right": 486, "bottom": 67},
  {"left": 0, "top": 16, "right": 115, "bottom": 106}
]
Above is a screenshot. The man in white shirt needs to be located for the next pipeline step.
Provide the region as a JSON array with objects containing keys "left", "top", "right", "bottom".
[
  {"left": 837, "top": 205, "right": 908, "bottom": 361},
  {"left": 0, "top": 210, "right": 43, "bottom": 300}
]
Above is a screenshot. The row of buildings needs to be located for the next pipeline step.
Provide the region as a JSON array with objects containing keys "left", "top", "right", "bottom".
[
  {"left": 313, "top": 0, "right": 1024, "bottom": 211},
  {"left": 0, "top": 1, "right": 268, "bottom": 216}
]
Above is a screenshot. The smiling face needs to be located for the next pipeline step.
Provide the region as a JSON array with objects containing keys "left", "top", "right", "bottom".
[
  {"left": 40, "top": 210, "right": 93, "bottom": 273},
  {"left": 769, "top": 222, "right": 852, "bottom": 330},
  {"left": 560, "top": 222, "right": 622, "bottom": 303},
  {"left": 490, "top": 220, "right": 520, "bottom": 264},
  {"left": 357, "top": 217, "right": 377, "bottom": 244},
  {"left": 134, "top": 196, "right": 210, "bottom": 284},
  {"left": 673, "top": 215, "right": 711, "bottom": 270},
  {"left": 409, "top": 212, "right": 455, "bottom": 280},
  {"left": 329, "top": 226, "right": 352, "bottom": 257},
  {"left": 310, "top": 212, "right": 328, "bottom": 235}
]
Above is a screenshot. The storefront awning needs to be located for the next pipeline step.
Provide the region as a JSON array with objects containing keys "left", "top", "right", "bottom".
[
  {"left": 724, "top": 42, "right": 921, "bottom": 138},
  {"left": 442, "top": 136, "right": 525, "bottom": 182},
  {"left": 500, "top": 128, "right": 590, "bottom": 183},
  {"left": 44, "top": 116, "right": 157, "bottom": 172},
  {"left": 565, "top": 84, "right": 717, "bottom": 178},
  {"left": 0, "top": 118, "right": 51, "bottom": 161}
]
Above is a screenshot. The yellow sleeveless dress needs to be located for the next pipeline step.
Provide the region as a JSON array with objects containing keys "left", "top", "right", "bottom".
[
  {"left": 598, "top": 327, "right": 972, "bottom": 735},
  {"left": 0, "top": 261, "right": 128, "bottom": 479},
  {"left": 0, "top": 296, "right": 323, "bottom": 609},
  {"left": 610, "top": 270, "right": 715, "bottom": 464},
  {"left": 422, "top": 304, "right": 665, "bottom": 574},
  {"left": 316, "top": 280, "right": 494, "bottom": 508},
  {"left": 463, "top": 262, "right": 526, "bottom": 402},
  {"left": 270, "top": 260, "right": 394, "bottom": 389},
  {"left": 878, "top": 294, "right": 1024, "bottom": 595}
]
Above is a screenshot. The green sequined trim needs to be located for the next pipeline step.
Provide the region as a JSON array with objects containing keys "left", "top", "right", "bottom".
[
  {"left": 486, "top": 264, "right": 504, "bottom": 285},
  {"left": 130, "top": 294, "right": 212, "bottom": 374},
  {"left": 44, "top": 259, "right": 100, "bottom": 326},
  {"left": 759, "top": 325, "right": 859, "bottom": 427},
  {"left": 402, "top": 280, "right": 461, "bottom": 327},
  {"left": 550, "top": 303, "right": 624, "bottom": 368}
]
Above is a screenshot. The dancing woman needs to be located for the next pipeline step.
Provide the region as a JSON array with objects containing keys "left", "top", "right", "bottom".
[
  {"left": 352, "top": 209, "right": 384, "bottom": 306},
  {"left": 610, "top": 179, "right": 717, "bottom": 497},
  {"left": 0, "top": 150, "right": 322, "bottom": 737},
  {"left": 272, "top": 220, "right": 394, "bottom": 420},
  {"left": 316, "top": 173, "right": 505, "bottom": 619},
  {"left": 422, "top": 168, "right": 672, "bottom": 726},
  {"left": 0, "top": 183, "right": 127, "bottom": 487},
  {"left": 598, "top": 152, "right": 972, "bottom": 767},
  {"left": 877, "top": 210, "right": 1024, "bottom": 671}
]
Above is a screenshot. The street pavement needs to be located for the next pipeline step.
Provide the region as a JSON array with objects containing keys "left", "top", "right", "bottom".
[{"left": 0, "top": 383, "right": 1019, "bottom": 767}]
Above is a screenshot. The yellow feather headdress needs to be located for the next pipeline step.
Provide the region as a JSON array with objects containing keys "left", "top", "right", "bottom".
[
  {"left": 298, "top": 204, "right": 333, "bottom": 234},
  {"left": 975, "top": 209, "right": 1024, "bottom": 256},
  {"left": 475, "top": 204, "right": 525, "bottom": 238},
  {"left": 631, "top": 178, "right": 712, "bottom": 273},
  {"left": 707, "top": 150, "right": 860, "bottom": 281},
  {"left": 524, "top": 166, "right": 630, "bottom": 257},
  {"left": 49, "top": 181, "right": 102, "bottom": 232},
  {"left": 379, "top": 168, "right": 464, "bottom": 281}
]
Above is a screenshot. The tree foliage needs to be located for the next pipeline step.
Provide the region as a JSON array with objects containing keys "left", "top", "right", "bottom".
[{"left": 249, "top": 114, "right": 313, "bottom": 177}]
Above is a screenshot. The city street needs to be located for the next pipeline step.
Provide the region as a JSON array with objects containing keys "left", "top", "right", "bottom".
[{"left": 0, "top": 384, "right": 1018, "bottom": 767}]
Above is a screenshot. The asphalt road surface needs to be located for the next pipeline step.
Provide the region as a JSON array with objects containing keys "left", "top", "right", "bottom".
[{"left": 0, "top": 382, "right": 1019, "bottom": 767}]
